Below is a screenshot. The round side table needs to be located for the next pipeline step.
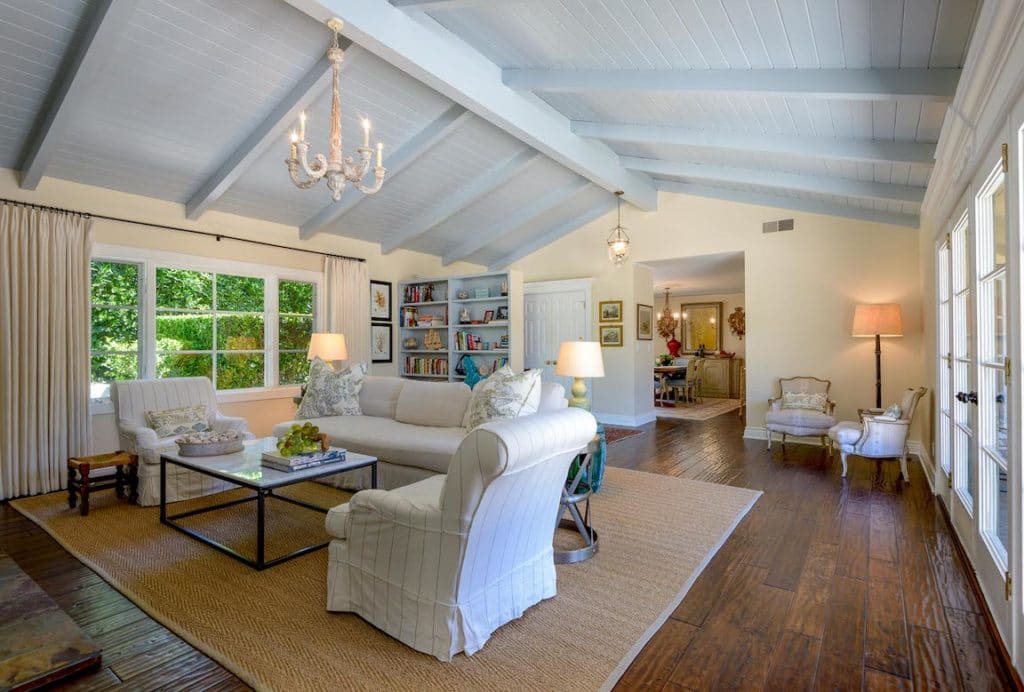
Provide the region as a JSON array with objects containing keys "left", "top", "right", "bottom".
[{"left": 554, "top": 435, "right": 600, "bottom": 564}]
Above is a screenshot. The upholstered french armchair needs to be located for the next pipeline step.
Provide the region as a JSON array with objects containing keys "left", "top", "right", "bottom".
[
  {"left": 828, "top": 387, "right": 928, "bottom": 480},
  {"left": 110, "top": 377, "right": 254, "bottom": 506},
  {"left": 323, "top": 407, "right": 597, "bottom": 661},
  {"left": 765, "top": 376, "right": 836, "bottom": 450}
]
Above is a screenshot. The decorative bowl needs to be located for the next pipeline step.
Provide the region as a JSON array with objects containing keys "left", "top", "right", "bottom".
[{"left": 176, "top": 439, "right": 245, "bottom": 457}]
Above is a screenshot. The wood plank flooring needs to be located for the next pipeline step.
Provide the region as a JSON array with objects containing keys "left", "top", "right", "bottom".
[{"left": 0, "top": 413, "right": 1016, "bottom": 690}]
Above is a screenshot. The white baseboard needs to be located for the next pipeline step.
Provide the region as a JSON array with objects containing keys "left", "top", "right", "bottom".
[
  {"left": 594, "top": 411, "right": 656, "bottom": 428},
  {"left": 907, "top": 440, "right": 936, "bottom": 493}
]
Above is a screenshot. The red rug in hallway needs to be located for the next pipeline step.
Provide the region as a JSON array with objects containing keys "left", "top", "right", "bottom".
[{"left": 603, "top": 425, "right": 645, "bottom": 444}]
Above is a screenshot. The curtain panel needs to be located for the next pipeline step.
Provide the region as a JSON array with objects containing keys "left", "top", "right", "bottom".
[
  {"left": 324, "top": 257, "right": 370, "bottom": 368},
  {"left": 0, "top": 204, "right": 94, "bottom": 500}
]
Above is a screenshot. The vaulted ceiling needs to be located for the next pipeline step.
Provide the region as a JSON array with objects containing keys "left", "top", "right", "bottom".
[{"left": 2, "top": 0, "right": 978, "bottom": 268}]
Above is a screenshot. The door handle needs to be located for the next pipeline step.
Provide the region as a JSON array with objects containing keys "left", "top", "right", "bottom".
[{"left": 955, "top": 391, "right": 978, "bottom": 405}]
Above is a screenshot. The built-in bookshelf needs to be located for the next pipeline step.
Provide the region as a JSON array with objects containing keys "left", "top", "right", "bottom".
[{"left": 398, "top": 271, "right": 520, "bottom": 382}]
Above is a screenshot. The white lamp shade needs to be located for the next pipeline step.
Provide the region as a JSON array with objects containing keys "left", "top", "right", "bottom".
[
  {"left": 852, "top": 303, "right": 903, "bottom": 337},
  {"left": 555, "top": 341, "right": 605, "bottom": 378},
  {"left": 307, "top": 333, "right": 348, "bottom": 361}
]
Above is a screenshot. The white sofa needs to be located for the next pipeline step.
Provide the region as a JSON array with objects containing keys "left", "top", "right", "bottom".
[
  {"left": 325, "top": 407, "right": 597, "bottom": 660},
  {"left": 272, "top": 376, "right": 569, "bottom": 490},
  {"left": 110, "top": 377, "right": 255, "bottom": 506}
]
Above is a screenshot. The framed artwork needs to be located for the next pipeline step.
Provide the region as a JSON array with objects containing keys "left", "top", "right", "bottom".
[
  {"left": 370, "top": 280, "right": 392, "bottom": 322},
  {"left": 599, "top": 300, "right": 623, "bottom": 322},
  {"left": 600, "top": 324, "right": 623, "bottom": 347},
  {"left": 636, "top": 304, "right": 653, "bottom": 340},
  {"left": 371, "top": 323, "right": 393, "bottom": 363},
  {"left": 483, "top": 309, "right": 495, "bottom": 323},
  {"left": 496, "top": 305, "right": 509, "bottom": 320}
]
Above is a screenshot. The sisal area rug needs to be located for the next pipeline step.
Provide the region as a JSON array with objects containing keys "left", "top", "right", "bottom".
[
  {"left": 12, "top": 467, "right": 759, "bottom": 692},
  {"left": 656, "top": 397, "right": 742, "bottom": 421}
]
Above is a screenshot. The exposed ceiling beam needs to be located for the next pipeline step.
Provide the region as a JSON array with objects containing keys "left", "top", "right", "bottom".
[
  {"left": 622, "top": 157, "right": 925, "bottom": 205},
  {"left": 571, "top": 121, "right": 936, "bottom": 167},
  {"left": 18, "top": 0, "right": 139, "bottom": 190},
  {"left": 281, "top": 0, "right": 658, "bottom": 210},
  {"left": 503, "top": 68, "right": 960, "bottom": 102},
  {"left": 381, "top": 148, "right": 541, "bottom": 254},
  {"left": 489, "top": 197, "right": 616, "bottom": 270},
  {"left": 299, "top": 104, "right": 471, "bottom": 239},
  {"left": 391, "top": 0, "right": 507, "bottom": 9},
  {"left": 186, "top": 49, "right": 352, "bottom": 220},
  {"left": 655, "top": 180, "right": 919, "bottom": 229},
  {"left": 443, "top": 177, "right": 590, "bottom": 265}
]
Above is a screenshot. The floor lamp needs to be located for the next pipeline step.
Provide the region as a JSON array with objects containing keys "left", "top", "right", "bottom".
[{"left": 852, "top": 304, "right": 903, "bottom": 408}]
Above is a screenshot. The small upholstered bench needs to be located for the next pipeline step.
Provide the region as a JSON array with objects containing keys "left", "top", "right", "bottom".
[{"left": 67, "top": 451, "right": 139, "bottom": 516}]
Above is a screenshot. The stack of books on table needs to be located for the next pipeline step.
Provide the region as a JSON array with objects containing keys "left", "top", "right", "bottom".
[{"left": 261, "top": 448, "right": 347, "bottom": 472}]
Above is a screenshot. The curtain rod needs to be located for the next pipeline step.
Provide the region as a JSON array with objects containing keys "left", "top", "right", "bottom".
[{"left": 0, "top": 197, "right": 366, "bottom": 263}]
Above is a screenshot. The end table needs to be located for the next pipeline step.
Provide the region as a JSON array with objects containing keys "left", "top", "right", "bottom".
[{"left": 555, "top": 434, "right": 600, "bottom": 564}]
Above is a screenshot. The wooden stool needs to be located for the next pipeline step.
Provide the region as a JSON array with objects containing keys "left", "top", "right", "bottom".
[{"left": 67, "top": 451, "right": 139, "bottom": 516}]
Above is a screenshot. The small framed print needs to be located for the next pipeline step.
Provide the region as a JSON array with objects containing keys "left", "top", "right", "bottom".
[
  {"left": 370, "top": 280, "right": 392, "bottom": 322},
  {"left": 496, "top": 305, "right": 509, "bottom": 321},
  {"left": 483, "top": 309, "right": 495, "bottom": 323},
  {"left": 636, "top": 304, "right": 653, "bottom": 340},
  {"left": 599, "top": 300, "right": 623, "bottom": 323},
  {"left": 371, "top": 323, "right": 393, "bottom": 363},
  {"left": 600, "top": 324, "right": 623, "bottom": 347}
]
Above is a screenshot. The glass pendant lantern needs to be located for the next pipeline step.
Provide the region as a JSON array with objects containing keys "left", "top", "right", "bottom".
[{"left": 606, "top": 190, "right": 630, "bottom": 266}]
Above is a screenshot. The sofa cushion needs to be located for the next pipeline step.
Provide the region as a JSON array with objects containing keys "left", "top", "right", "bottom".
[
  {"left": 273, "top": 415, "right": 465, "bottom": 474},
  {"left": 145, "top": 405, "right": 209, "bottom": 438},
  {"left": 359, "top": 376, "right": 404, "bottom": 419},
  {"left": 394, "top": 380, "right": 472, "bottom": 428},
  {"left": 297, "top": 359, "right": 365, "bottom": 419},
  {"left": 780, "top": 391, "right": 828, "bottom": 413},
  {"left": 537, "top": 381, "right": 567, "bottom": 412},
  {"left": 463, "top": 366, "right": 542, "bottom": 430}
]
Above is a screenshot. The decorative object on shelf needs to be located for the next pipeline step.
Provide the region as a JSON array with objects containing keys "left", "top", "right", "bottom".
[
  {"left": 457, "top": 355, "right": 484, "bottom": 388},
  {"left": 500, "top": 280, "right": 508, "bottom": 296},
  {"left": 599, "top": 324, "right": 623, "bottom": 347},
  {"left": 285, "top": 19, "right": 386, "bottom": 200},
  {"left": 728, "top": 306, "right": 745, "bottom": 340},
  {"left": 475, "top": 288, "right": 490, "bottom": 299},
  {"left": 657, "top": 288, "right": 679, "bottom": 340},
  {"left": 607, "top": 190, "right": 630, "bottom": 266},
  {"left": 403, "top": 336, "right": 419, "bottom": 349},
  {"left": 599, "top": 300, "right": 622, "bottom": 322},
  {"left": 458, "top": 307, "right": 471, "bottom": 324},
  {"left": 496, "top": 305, "right": 508, "bottom": 320},
  {"left": 851, "top": 302, "right": 903, "bottom": 408},
  {"left": 370, "top": 280, "right": 392, "bottom": 321},
  {"left": 483, "top": 310, "right": 494, "bottom": 323},
  {"left": 555, "top": 340, "right": 605, "bottom": 410},
  {"left": 680, "top": 302, "right": 722, "bottom": 353},
  {"left": 307, "top": 333, "right": 348, "bottom": 371},
  {"left": 423, "top": 329, "right": 444, "bottom": 350},
  {"left": 371, "top": 324, "right": 392, "bottom": 363},
  {"left": 457, "top": 289, "right": 469, "bottom": 300},
  {"left": 401, "top": 306, "right": 418, "bottom": 327},
  {"left": 636, "top": 304, "right": 653, "bottom": 340},
  {"left": 423, "top": 283, "right": 435, "bottom": 302}
]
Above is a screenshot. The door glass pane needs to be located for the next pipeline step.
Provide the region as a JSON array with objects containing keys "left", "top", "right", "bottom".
[
  {"left": 992, "top": 182, "right": 1006, "bottom": 270},
  {"left": 980, "top": 455, "right": 1009, "bottom": 565},
  {"left": 955, "top": 424, "right": 975, "bottom": 508},
  {"left": 954, "top": 292, "right": 972, "bottom": 358},
  {"left": 980, "top": 366, "right": 1009, "bottom": 462}
]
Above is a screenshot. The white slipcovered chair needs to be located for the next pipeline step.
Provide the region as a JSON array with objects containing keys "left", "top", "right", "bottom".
[
  {"left": 828, "top": 387, "right": 928, "bottom": 480},
  {"left": 324, "top": 407, "right": 598, "bottom": 661},
  {"left": 765, "top": 376, "right": 836, "bottom": 450},
  {"left": 110, "top": 377, "right": 254, "bottom": 506}
]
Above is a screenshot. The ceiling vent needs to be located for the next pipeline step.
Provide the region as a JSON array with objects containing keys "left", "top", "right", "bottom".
[{"left": 762, "top": 218, "right": 795, "bottom": 234}]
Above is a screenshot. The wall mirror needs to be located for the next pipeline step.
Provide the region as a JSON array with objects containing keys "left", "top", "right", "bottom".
[{"left": 679, "top": 302, "right": 722, "bottom": 352}]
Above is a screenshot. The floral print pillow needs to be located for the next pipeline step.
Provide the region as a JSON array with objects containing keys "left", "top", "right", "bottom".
[
  {"left": 780, "top": 391, "right": 828, "bottom": 413},
  {"left": 463, "top": 366, "right": 543, "bottom": 430},
  {"left": 146, "top": 404, "right": 210, "bottom": 438},
  {"left": 296, "top": 359, "right": 366, "bottom": 419}
]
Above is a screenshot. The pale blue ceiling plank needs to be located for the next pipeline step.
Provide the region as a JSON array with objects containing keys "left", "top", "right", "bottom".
[{"left": 488, "top": 196, "right": 616, "bottom": 270}]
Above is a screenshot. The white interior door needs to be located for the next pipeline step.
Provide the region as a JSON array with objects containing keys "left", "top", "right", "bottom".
[{"left": 524, "top": 281, "right": 590, "bottom": 396}]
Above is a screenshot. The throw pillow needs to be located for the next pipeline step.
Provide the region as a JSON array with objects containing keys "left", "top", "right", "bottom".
[
  {"left": 780, "top": 391, "right": 828, "bottom": 413},
  {"left": 883, "top": 403, "right": 903, "bottom": 419},
  {"left": 296, "top": 359, "right": 366, "bottom": 419},
  {"left": 146, "top": 404, "right": 209, "bottom": 438},
  {"left": 463, "top": 366, "right": 542, "bottom": 430}
]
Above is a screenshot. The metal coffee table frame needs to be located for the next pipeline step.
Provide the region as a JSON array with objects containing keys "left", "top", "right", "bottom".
[
  {"left": 555, "top": 437, "right": 599, "bottom": 564},
  {"left": 160, "top": 454, "right": 377, "bottom": 571}
]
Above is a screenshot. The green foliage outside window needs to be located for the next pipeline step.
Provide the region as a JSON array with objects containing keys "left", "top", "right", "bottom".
[{"left": 279, "top": 280, "right": 314, "bottom": 385}]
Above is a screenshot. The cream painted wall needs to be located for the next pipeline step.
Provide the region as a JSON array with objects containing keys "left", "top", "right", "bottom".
[
  {"left": 511, "top": 191, "right": 926, "bottom": 441},
  {"left": 0, "top": 169, "right": 485, "bottom": 450},
  {"left": 654, "top": 291, "right": 746, "bottom": 358}
]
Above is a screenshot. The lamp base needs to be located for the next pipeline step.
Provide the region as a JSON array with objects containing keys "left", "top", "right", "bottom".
[{"left": 567, "top": 377, "right": 590, "bottom": 410}]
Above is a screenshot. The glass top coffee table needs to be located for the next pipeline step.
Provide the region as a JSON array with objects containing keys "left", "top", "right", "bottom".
[{"left": 160, "top": 437, "right": 377, "bottom": 571}]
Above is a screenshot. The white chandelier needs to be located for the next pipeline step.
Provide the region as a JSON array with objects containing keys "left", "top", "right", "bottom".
[
  {"left": 607, "top": 191, "right": 630, "bottom": 265},
  {"left": 286, "top": 18, "right": 386, "bottom": 201}
]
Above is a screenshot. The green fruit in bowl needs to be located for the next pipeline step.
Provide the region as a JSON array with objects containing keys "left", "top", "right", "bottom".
[{"left": 277, "top": 423, "right": 322, "bottom": 456}]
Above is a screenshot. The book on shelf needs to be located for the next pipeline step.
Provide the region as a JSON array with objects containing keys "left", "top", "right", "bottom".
[
  {"left": 404, "top": 356, "right": 449, "bottom": 376},
  {"left": 261, "top": 448, "right": 346, "bottom": 472}
]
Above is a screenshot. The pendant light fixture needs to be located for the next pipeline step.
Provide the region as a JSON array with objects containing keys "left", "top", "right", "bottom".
[{"left": 607, "top": 190, "right": 630, "bottom": 266}]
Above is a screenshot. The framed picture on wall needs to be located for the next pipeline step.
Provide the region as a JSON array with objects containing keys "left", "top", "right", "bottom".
[
  {"left": 636, "top": 304, "right": 653, "bottom": 340},
  {"left": 600, "top": 324, "right": 623, "bottom": 347},
  {"left": 370, "top": 280, "right": 392, "bottom": 322},
  {"left": 371, "top": 323, "right": 392, "bottom": 363},
  {"left": 599, "top": 300, "right": 622, "bottom": 322}
]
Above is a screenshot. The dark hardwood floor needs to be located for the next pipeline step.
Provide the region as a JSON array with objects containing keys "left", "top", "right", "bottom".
[{"left": 0, "top": 412, "right": 1016, "bottom": 690}]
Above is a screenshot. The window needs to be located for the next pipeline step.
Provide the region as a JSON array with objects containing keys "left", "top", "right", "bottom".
[
  {"left": 89, "top": 250, "right": 320, "bottom": 397},
  {"left": 90, "top": 260, "right": 142, "bottom": 398}
]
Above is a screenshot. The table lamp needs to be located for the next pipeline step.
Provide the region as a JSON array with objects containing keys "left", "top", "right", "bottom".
[
  {"left": 307, "top": 333, "right": 348, "bottom": 372},
  {"left": 555, "top": 340, "right": 605, "bottom": 410},
  {"left": 852, "top": 303, "right": 903, "bottom": 408}
]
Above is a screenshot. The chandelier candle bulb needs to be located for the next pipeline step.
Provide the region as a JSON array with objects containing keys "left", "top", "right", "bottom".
[
  {"left": 289, "top": 130, "right": 298, "bottom": 160},
  {"left": 298, "top": 111, "right": 306, "bottom": 141},
  {"left": 377, "top": 142, "right": 383, "bottom": 167},
  {"left": 362, "top": 119, "right": 370, "bottom": 147}
]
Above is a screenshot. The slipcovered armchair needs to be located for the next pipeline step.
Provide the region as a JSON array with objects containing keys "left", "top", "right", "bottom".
[
  {"left": 110, "top": 377, "right": 254, "bottom": 506},
  {"left": 828, "top": 387, "right": 927, "bottom": 480},
  {"left": 765, "top": 376, "right": 836, "bottom": 450},
  {"left": 324, "top": 407, "right": 598, "bottom": 661}
]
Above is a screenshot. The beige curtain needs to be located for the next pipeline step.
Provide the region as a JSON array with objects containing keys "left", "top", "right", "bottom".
[
  {"left": 324, "top": 257, "right": 370, "bottom": 367},
  {"left": 0, "top": 203, "right": 94, "bottom": 500}
]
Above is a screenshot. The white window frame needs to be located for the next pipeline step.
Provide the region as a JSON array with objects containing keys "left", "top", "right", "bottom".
[{"left": 90, "top": 244, "right": 324, "bottom": 413}]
